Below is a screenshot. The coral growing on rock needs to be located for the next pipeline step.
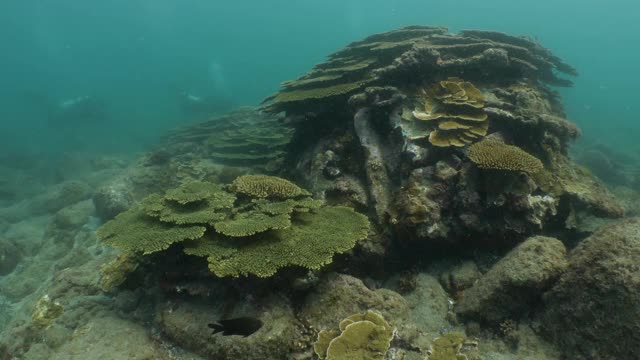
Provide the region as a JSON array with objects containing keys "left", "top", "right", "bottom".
[
  {"left": 184, "top": 206, "right": 369, "bottom": 277},
  {"left": 32, "top": 295, "right": 64, "bottom": 329},
  {"left": 408, "top": 78, "right": 489, "bottom": 147},
  {"left": 97, "top": 176, "right": 369, "bottom": 278},
  {"left": 231, "top": 175, "right": 311, "bottom": 199},
  {"left": 468, "top": 139, "right": 543, "bottom": 173},
  {"left": 263, "top": 26, "right": 576, "bottom": 114},
  {"left": 314, "top": 310, "right": 394, "bottom": 360}
]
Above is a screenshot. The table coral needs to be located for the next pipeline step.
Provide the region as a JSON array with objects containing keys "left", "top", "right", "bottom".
[
  {"left": 184, "top": 206, "right": 370, "bottom": 278},
  {"left": 97, "top": 176, "right": 370, "bottom": 278}
]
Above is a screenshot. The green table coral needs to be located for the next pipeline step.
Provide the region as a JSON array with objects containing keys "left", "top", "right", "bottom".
[
  {"left": 184, "top": 206, "right": 370, "bottom": 278},
  {"left": 97, "top": 176, "right": 371, "bottom": 279},
  {"left": 231, "top": 174, "right": 311, "bottom": 199},
  {"left": 97, "top": 205, "right": 207, "bottom": 255}
]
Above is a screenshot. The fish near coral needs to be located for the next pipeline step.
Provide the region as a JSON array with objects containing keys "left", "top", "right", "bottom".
[{"left": 208, "top": 317, "right": 263, "bottom": 337}]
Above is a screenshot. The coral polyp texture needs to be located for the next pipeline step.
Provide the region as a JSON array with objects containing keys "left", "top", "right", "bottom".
[
  {"left": 96, "top": 176, "right": 370, "bottom": 278},
  {"left": 313, "top": 310, "right": 394, "bottom": 360},
  {"left": 231, "top": 174, "right": 311, "bottom": 199},
  {"left": 467, "top": 139, "right": 544, "bottom": 173},
  {"left": 185, "top": 206, "right": 369, "bottom": 277}
]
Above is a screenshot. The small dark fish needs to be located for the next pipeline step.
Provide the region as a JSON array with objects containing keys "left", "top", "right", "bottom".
[{"left": 208, "top": 317, "right": 263, "bottom": 337}]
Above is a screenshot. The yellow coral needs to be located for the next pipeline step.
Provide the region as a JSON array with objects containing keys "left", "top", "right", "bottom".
[
  {"left": 407, "top": 78, "right": 489, "bottom": 147},
  {"left": 468, "top": 139, "right": 544, "bottom": 173},
  {"left": 426, "top": 332, "right": 469, "bottom": 360},
  {"left": 314, "top": 310, "right": 394, "bottom": 360}
]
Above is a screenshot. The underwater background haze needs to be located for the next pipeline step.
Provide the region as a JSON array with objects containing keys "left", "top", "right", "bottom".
[{"left": 1, "top": 0, "right": 638, "bottom": 157}]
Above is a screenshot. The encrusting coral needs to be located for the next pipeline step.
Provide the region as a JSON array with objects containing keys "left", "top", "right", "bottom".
[
  {"left": 313, "top": 310, "right": 394, "bottom": 360},
  {"left": 97, "top": 176, "right": 370, "bottom": 278},
  {"left": 467, "top": 139, "right": 543, "bottom": 173}
]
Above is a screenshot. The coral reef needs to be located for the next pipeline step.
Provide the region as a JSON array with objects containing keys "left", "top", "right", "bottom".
[
  {"left": 263, "top": 26, "right": 576, "bottom": 113},
  {"left": 314, "top": 310, "right": 394, "bottom": 360},
  {"left": 230, "top": 174, "right": 310, "bottom": 199},
  {"left": 161, "top": 107, "right": 293, "bottom": 173},
  {"left": 468, "top": 139, "right": 543, "bottom": 173},
  {"left": 456, "top": 236, "right": 567, "bottom": 323},
  {"left": 97, "top": 176, "right": 370, "bottom": 278},
  {"left": 260, "top": 25, "right": 619, "bottom": 250},
  {"left": 541, "top": 218, "right": 640, "bottom": 360}
]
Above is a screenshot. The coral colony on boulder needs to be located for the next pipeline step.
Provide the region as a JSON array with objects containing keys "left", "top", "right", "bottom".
[{"left": 85, "top": 26, "right": 633, "bottom": 360}]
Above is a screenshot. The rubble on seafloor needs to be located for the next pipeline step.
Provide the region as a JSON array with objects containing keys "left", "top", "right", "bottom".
[{"left": 0, "top": 26, "right": 638, "bottom": 360}]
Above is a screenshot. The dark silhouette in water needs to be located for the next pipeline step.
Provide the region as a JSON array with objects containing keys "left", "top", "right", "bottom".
[
  {"left": 47, "top": 95, "right": 109, "bottom": 126},
  {"left": 208, "top": 317, "right": 263, "bottom": 337}
]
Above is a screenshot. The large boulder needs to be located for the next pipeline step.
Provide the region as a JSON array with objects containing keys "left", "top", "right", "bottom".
[
  {"left": 300, "top": 273, "right": 409, "bottom": 331},
  {"left": 92, "top": 182, "right": 134, "bottom": 220},
  {"left": 456, "top": 236, "right": 567, "bottom": 323},
  {"left": 156, "top": 294, "right": 305, "bottom": 360},
  {"left": 541, "top": 218, "right": 640, "bottom": 360}
]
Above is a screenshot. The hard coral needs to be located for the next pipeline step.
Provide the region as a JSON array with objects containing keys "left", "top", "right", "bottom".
[
  {"left": 426, "top": 332, "right": 469, "bottom": 360},
  {"left": 468, "top": 139, "right": 543, "bottom": 173},
  {"left": 97, "top": 176, "right": 370, "bottom": 278},
  {"left": 184, "top": 206, "right": 370, "bottom": 277},
  {"left": 314, "top": 310, "right": 394, "bottom": 360},
  {"left": 407, "top": 78, "right": 488, "bottom": 147},
  {"left": 231, "top": 174, "right": 311, "bottom": 199},
  {"left": 96, "top": 204, "right": 207, "bottom": 255}
]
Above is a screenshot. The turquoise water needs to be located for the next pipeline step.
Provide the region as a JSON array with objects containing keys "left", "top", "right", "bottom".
[
  {"left": 1, "top": 0, "right": 638, "bottom": 156},
  {"left": 1, "top": 2, "right": 639, "bottom": 359}
]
